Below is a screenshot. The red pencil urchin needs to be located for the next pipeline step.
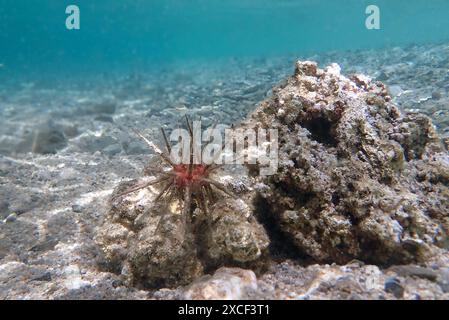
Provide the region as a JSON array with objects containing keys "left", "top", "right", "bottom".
[{"left": 111, "top": 116, "right": 233, "bottom": 228}]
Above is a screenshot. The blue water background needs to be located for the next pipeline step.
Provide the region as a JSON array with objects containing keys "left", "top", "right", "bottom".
[{"left": 1, "top": 0, "right": 449, "bottom": 79}]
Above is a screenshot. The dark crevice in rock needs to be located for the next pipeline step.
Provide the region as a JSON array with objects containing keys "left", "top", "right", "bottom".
[
  {"left": 191, "top": 217, "right": 219, "bottom": 274},
  {"left": 300, "top": 117, "right": 338, "bottom": 147},
  {"left": 274, "top": 175, "right": 316, "bottom": 207},
  {"left": 355, "top": 231, "right": 420, "bottom": 267},
  {"left": 331, "top": 192, "right": 341, "bottom": 206},
  {"left": 253, "top": 193, "right": 310, "bottom": 263}
]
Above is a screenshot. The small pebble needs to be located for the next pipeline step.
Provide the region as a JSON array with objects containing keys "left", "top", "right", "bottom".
[
  {"left": 72, "top": 204, "right": 83, "bottom": 213},
  {"left": 437, "top": 268, "right": 449, "bottom": 293},
  {"left": 385, "top": 277, "right": 404, "bottom": 299},
  {"left": 112, "top": 279, "right": 123, "bottom": 288},
  {"left": 32, "top": 272, "right": 52, "bottom": 282},
  {"left": 5, "top": 213, "right": 17, "bottom": 223},
  {"left": 431, "top": 91, "right": 442, "bottom": 100},
  {"left": 390, "top": 265, "right": 438, "bottom": 281}
]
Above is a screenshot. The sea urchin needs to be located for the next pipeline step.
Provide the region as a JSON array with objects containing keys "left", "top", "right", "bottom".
[{"left": 111, "top": 116, "right": 233, "bottom": 232}]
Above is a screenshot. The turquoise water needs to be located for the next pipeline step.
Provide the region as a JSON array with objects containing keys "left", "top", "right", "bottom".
[{"left": 1, "top": 0, "right": 449, "bottom": 77}]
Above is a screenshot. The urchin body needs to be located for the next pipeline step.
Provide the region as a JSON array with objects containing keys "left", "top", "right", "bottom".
[{"left": 112, "top": 117, "right": 232, "bottom": 228}]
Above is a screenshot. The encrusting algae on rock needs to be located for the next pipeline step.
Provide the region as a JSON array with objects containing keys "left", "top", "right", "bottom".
[
  {"left": 96, "top": 60, "right": 448, "bottom": 290},
  {"left": 241, "top": 60, "right": 449, "bottom": 266}
]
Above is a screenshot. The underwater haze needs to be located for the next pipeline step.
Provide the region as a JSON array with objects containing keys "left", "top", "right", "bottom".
[
  {"left": 1, "top": 1, "right": 449, "bottom": 301},
  {"left": 1, "top": 0, "right": 449, "bottom": 77}
]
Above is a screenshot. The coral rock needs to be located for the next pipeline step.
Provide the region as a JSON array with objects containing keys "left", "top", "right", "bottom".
[
  {"left": 182, "top": 267, "right": 258, "bottom": 300},
  {"left": 242, "top": 61, "right": 449, "bottom": 265},
  {"left": 205, "top": 198, "right": 270, "bottom": 265},
  {"left": 96, "top": 176, "right": 269, "bottom": 288},
  {"left": 96, "top": 183, "right": 203, "bottom": 288}
]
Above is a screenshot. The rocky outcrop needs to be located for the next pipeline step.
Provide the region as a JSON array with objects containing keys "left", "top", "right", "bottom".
[
  {"left": 241, "top": 61, "right": 449, "bottom": 265},
  {"left": 97, "top": 59, "right": 448, "bottom": 291},
  {"left": 96, "top": 173, "right": 269, "bottom": 289}
]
